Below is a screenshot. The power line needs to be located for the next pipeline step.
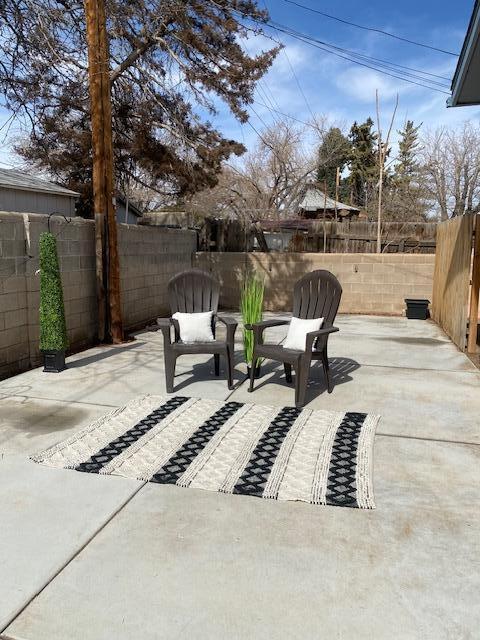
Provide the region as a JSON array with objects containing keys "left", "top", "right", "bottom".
[
  {"left": 263, "top": 0, "right": 317, "bottom": 124},
  {"left": 266, "top": 22, "right": 451, "bottom": 94},
  {"left": 267, "top": 20, "right": 452, "bottom": 88},
  {"left": 281, "top": 0, "right": 458, "bottom": 56},
  {"left": 213, "top": 1, "right": 452, "bottom": 97},
  {"left": 253, "top": 99, "right": 313, "bottom": 128},
  {"left": 275, "top": 26, "right": 452, "bottom": 83},
  {"left": 275, "top": 25, "right": 451, "bottom": 88}
]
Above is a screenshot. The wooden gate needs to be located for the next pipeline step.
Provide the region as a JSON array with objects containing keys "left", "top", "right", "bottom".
[{"left": 432, "top": 214, "right": 480, "bottom": 353}]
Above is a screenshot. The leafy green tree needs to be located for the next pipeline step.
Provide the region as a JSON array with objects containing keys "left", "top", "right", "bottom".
[
  {"left": 347, "top": 118, "right": 378, "bottom": 209},
  {"left": 316, "top": 127, "right": 351, "bottom": 198}
]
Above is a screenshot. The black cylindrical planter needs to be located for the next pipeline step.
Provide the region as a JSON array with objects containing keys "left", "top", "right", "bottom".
[
  {"left": 42, "top": 349, "right": 66, "bottom": 372},
  {"left": 247, "top": 364, "right": 261, "bottom": 379},
  {"left": 405, "top": 299, "right": 430, "bottom": 320}
]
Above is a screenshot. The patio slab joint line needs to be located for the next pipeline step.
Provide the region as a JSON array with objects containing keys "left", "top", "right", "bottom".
[
  {"left": 376, "top": 432, "right": 480, "bottom": 447},
  {"left": 0, "top": 481, "right": 147, "bottom": 636}
]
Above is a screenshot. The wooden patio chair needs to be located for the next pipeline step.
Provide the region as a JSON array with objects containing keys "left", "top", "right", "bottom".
[
  {"left": 157, "top": 269, "right": 237, "bottom": 392},
  {"left": 247, "top": 270, "right": 342, "bottom": 408}
]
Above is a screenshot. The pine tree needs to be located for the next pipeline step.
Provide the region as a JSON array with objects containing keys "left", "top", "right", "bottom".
[
  {"left": 0, "top": 1, "right": 279, "bottom": 213},
  {"left": 316, "top": 127, "right": 351, "bottom": 198},
  {"left": 347, "top": 118, "right": 378, "bottom": 209},
  {"left": 395, "top": 120, "right": 421, "bottom": 180},
  {"left": 387, "top": 120, "right": 427, "bottom": 221}
]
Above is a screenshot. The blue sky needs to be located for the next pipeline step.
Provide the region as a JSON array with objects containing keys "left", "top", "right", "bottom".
[
  {"left": 218, "top": 0, "right": 479, "bottom": 152},
  {"left": 0, "top": 0, "right": 478, "bottom": 169}
]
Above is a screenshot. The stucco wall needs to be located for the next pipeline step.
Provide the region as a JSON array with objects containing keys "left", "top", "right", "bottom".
[
  {"left": 0, "top": 212, "right": 196, "bottom": 379},
  {"left": 194, "top": 252, "right": 435, "bottom": 315}
]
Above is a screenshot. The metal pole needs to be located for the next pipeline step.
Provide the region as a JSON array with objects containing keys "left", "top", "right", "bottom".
[
  {"left": 335, "top": 166, "right": 339, "bottom": 222},
  {"left": 323, "top": 180, "right": 327, "bottom": 253}
]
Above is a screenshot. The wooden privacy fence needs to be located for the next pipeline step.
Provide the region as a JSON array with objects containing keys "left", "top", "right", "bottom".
[
  {"left": 432, "top": 213, "right": 480, "bottom": 353},
  {"left": 198, "top": 218, "right": 437, "bottom": 254}
]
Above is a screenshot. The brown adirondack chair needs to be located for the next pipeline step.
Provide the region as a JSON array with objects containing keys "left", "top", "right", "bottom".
[
  {"left": 247, "top": 270, "right": 342, "bottom": 408},
  {"left": 157, "top": 269, "right": 237, "bottom": 392}
]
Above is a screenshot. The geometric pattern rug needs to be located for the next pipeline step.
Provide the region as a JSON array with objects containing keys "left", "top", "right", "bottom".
[{"left": 31, "top": 395, "right": 380, "bottom": 509}]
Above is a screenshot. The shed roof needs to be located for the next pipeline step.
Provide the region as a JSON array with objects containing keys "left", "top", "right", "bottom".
[
  {"left": 449, "top": 0, "right": 480, "bottom": 107},
  {"left": 0, "top": 168, "right": 80, "bottom": 197},
  {"left": 299, "top": 187, "right": 359, "bottom": 212},
  {"left": 117, "top": 195, "right": 143, "bottom": 218}
]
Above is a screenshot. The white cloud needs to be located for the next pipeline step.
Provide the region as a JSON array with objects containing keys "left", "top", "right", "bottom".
[{"left": 334, "top": 66, "right": 411, "bottom": 103}]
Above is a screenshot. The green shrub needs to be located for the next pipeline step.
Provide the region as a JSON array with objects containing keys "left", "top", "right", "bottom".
[
  {"left": 240, "top": 274, "right": 264, "bottom": 365},
  {"left": 39, "top": 232, "right": 68, "bottom": 351}
]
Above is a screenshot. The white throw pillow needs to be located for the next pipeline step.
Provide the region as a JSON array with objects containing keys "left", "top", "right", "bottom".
[
  {"left": 172, "top": 311, "right": 214, "bottom": 343},
  {"left": 283, "top": 316, "right": 324, "bottom": 351}
]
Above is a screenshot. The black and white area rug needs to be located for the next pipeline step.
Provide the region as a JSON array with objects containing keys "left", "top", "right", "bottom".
[{"left": 32, "top": 396, "right": 380, "bottom": 509}]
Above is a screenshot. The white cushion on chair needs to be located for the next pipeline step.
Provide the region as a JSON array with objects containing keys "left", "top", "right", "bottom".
[
  {"left": 283, "top": 316, "right": 324, "bottom": 351},
  {"left": 172, "top": 311, "right": 215, "bottom": 343}
]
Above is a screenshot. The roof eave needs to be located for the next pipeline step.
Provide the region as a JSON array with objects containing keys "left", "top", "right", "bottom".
[
  {"left": 0, "top": 182, "right": 80, "bottom": 197},
  {"left": 449, "top": 0, "right": 480, "bottom": 107}
]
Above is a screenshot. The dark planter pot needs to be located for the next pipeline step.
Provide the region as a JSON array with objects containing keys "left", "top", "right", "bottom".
[
  {"left": 247, "top": 364, "right": 261, "bottom": 379},
  {"left": 42, "top": 349, "right": 66, "bottom": 373},
  {"left": 405, "top": 298, "right": 430, "bottom": 320}
]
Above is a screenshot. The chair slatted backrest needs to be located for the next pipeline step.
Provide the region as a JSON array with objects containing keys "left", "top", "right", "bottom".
[
  {"left": 168, "top": 269, "right": 220, "bottom": 315},
  {"left": 292, "top": 270, "right": 342, "bottom": 327}
]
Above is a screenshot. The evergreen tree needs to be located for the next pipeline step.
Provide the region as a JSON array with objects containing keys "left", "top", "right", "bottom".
[
  {"left": 347, "top": 118, "right": 378, "bottom": 209},
  {"left": 386, "top": 120, "right": 427, "bottom": 221},
  {"left": 395, "top": 120, "right": 421, "bottom": 180},
  {"left": 316, "top": 127, "right": 351, "bottom": 198},
  {"left": 0, "top": 1, "right": 279, "bottom": 213}
]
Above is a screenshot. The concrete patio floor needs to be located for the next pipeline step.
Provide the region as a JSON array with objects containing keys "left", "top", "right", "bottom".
[{"left": 1, "top": 314, "right": 479, "bottom": 639}]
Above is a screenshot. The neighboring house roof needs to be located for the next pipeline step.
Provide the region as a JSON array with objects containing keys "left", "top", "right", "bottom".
[
  {"left": 449, "top": 0, "right": 480, "bottom": 107},
  {"left": 117, "top": 195, "right": 143, "bottom": 218},
  {"left": 298, "top": 187, "right": 360, "bottom": 212},
  {"left": 0, "top": 168, "right": 80, "bottom": 197}
]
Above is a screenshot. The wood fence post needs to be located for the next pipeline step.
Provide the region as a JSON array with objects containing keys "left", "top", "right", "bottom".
[{"left": 468, "top": 214, "right": 480, "bottom": 353}]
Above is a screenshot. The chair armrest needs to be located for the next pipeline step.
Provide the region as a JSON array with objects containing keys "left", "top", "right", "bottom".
[
  {"left": 245, "top": 318, "right": 289, "bottom": 331},
  {"left": 217, "top": 315, "right": 237, "bottom": 343},
  {"left": 156, "top": 317, "right": 173, "bottom": 344},
  {"left": 306, "top": 326, "right": 339, "bottom": 351},
  {"left": 245, "top": 318, "right": 289, "bottom": 345},
  {"left": 217, "top": 315, "right": 237, "bottom": 328}
]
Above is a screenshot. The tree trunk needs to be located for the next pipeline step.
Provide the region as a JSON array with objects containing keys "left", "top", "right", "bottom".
[{"left": 252, "top": 222, "right": 269, "bottom": 252}]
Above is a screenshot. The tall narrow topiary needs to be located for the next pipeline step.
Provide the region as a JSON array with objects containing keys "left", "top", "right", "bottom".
[{"left": 39, "top": 232, "right": 68, "bottom": 371}]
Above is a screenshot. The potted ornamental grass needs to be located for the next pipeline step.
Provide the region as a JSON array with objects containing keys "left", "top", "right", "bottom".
[
  {"left": 39, "top": 231, "right": 68, "bottom": 372},
  {"left": 240, "top": 273, "right": 265, "bottom": 378}
]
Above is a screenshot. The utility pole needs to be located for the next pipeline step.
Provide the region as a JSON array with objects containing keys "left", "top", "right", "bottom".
[
  {"left": 323, "top": 179, "right": 327, "bottom": 253},
  {"left": 84, "top": 0, "right": 124, "bottom": 343},
  {"left": 375, "top": 89, "right": 398, "bottom": 254},
  {"left": 335, "top": 166, "right": 340, "bottom": 222}
]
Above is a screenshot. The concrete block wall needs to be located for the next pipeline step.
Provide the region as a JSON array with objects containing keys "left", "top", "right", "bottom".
[
  {"left": 194, "top": 252, "right": 435, "bottom": 315},
  {"left": 0, "top": 212, "right": 196, "bottom": 379},
  {"left": 0, "top": 212, "right": 434, "bottom": 380},
  {"left": 119, "top": 224, "right": 197, "bottom": 328}
]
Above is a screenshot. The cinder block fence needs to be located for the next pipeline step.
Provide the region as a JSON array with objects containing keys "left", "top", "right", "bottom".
[
  {"left": 195, "top": 252, "right": 435, "bottom": 315},
  {"left": 0, "top": 212, "right": 196, "bottom": 378},
  {"left": 0, "top": 211, "right": 434, "bottom": 379}
]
